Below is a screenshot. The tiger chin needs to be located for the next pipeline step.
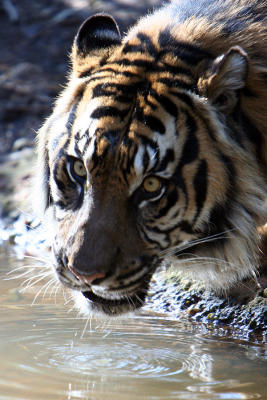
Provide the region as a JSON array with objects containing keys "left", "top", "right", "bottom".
[{"left": 35, "top": 0, "right": 267, "bottom": 316}]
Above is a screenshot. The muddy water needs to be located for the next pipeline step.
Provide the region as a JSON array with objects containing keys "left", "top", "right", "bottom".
[{"left": 0, "top": 249, "right": 266, "bottom": 400}]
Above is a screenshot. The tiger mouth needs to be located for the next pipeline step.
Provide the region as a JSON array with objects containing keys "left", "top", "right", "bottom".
[{"left": 82, "top": 289, "right": 146, "bottom": 309}]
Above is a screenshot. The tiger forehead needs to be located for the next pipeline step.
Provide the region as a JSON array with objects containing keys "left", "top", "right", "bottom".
[
  {"left": 74, "top": 77, "right": 179, "bottom": 157},
  {"left": 82, "top": 139, "right": 149, "bottom": 188},
  {"left": 82, "top": 144, "right": 160, "bottom": 199}
]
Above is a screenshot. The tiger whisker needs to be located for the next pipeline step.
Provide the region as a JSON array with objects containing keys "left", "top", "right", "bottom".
[
  {"left": 21, "top": 277, "right": 49, "bottom": 293},
  {"left": 159, "top": 229, "right": 235, "bottom": 258},
  {"left": 49, "top": 281, "right": 60, "bottom": 299},
  {"left": 5, "top": 263, "right": 46, "bottom": 277},
  {"left": 61, "top": 287, "right": 69, "bottom": 303},
  {"left": 53, "top": 284, "right": 61, "bottom": 303},
  {"left": 168, "top": 254, "right": 238, "bottom": 269},
  {"left": 66, "top": 303, "right": 77, "bottom": 313},
  {"left": 42, "top": 278, "right": 58, "bottom": 299},
  {"left": 22, "top": 269, "right": 50, "bottom": 282},
  {"left": 11, "top": 270, "right": 45, "bottom": 286},
  {"left": 127, "top": 294, "right": 136, "bottom": 309},
  {"left": 5, "top": 270, "right": 35, "bottom": 281},
  {"left": 134, "top": 293, "right": 144, "bottom": 307},
  {"left": 102, "top": 330, "right": 111, "bottom": 338},
  {"left": 81, "top": 316, "right": 91, "bottom": 338},
  {"left": 64, "top": 297, "right": 74, "bottom": 306},
  {"left": 23, "top": 254, "right": 51, "bottom": 264},
  {"left": 20, "top": 273, "right": 50, "bottom": 292},
  {"left": 31, "top": 277, "right": 56, "bottom": 306}
]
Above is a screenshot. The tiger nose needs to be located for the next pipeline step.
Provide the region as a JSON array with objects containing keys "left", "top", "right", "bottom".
[{"left": 69, "top": 266, "right": 106, "bottom": 285}]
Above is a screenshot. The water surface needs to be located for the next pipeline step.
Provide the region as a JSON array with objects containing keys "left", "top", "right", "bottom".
[{"left": 0, "top": 249, "right": 266, "bottom": 400}]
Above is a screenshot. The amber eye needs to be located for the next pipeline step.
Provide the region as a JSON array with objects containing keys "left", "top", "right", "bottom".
[
  {"left": 143, "top": 176, "right": 161, "bottom": 193},
  {"left": 73, "top": 160, "right": 87, "bottom": 177},
  {"left": 67, "top": 157, "right": 87, "bottom": 185}
]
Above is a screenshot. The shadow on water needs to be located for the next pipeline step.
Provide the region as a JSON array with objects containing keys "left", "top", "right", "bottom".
[{"left": 0, "top": 247, "right": 267, "bottom": 400}]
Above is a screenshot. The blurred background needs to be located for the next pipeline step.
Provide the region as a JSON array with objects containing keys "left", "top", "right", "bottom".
[{"left": 0, "top": 0, "right": 165, "bottom": 156}]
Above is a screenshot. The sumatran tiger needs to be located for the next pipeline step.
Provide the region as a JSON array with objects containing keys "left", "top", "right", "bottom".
[{"left": 35, "top": 0, "right": 267, "bottom": 316}]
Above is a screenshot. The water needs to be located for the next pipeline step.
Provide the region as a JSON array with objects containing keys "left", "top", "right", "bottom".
[{"left": 0, "top": 249, "right": 266, "bottom": 400}]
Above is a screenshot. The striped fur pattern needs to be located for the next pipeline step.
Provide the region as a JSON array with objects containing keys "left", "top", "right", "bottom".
[{"left": 36, "top": 0, "right": 267, "bottom": 315}]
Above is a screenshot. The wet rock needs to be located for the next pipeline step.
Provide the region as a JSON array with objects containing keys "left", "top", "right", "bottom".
[{"left": 146, "top": 272, "right": 267, "bottom": 341}]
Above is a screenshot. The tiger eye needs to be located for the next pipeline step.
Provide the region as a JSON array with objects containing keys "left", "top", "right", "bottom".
[
  {"left": 73, "top": 160, "right": 87, "bottom": 177},
  {"left": 143, "top": 176, "right": 161, "bottom": 193}
]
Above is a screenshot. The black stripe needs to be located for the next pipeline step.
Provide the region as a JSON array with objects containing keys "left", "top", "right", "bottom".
[
  {"left": 116, "top": 58, "right": 154, "bottom": 70},
  {"left": 92, "top": 82, "right": 136, "bottom": 98},
  {"left": 172, "top": 168, "right": 187, "bottom": 202},
  {"left": 241, "top": 112, "right": 262, "bottom": 161},
  {"left": 219, "top": 153, "right": 235, "bottom": 190},
  {"left": 139, "top": 226, "right": 165, "bottom": 250},
  {"left": 99, "top": 68, "right": 140, "bottom": 78},
  {"left": 178, "top": 220, "right": 195, "bottom": 234},
  {"left": 91, "top": 106, "right": 130, "bottom": 120},
  {"left": 259, "top": 72, "right": 267, "bottom": 84},
  {"left": 178, "top": 110, "right": 199, "bottom": 166},
  {"left": 103, "top": 129, "right": 120, "bottom": 147},
  {"left": 52, "top": 149, "right": 67, "bottom": 193},
  {"left": 144, "top": 114, "right": 165, "bottom": 134},
  {"left": 53, "top": 173, "right": 65, "bottom": 192},
  {"left": 158, "top": 63, "right": 193, "bottom": 78},
  {"left": 118, "top": 136, "right": 138, "bottom": 179},
  {"left": 65, "top": 101, "right": 80, "bottom": 131},
  {"left": 170, "top": 90, "right": 194, "bottom": 108},
  {"left": 138, "top": 136, "right": 160, "bottom": 165},
  {"left": 83, "top": 74, "right": 112, "bottom": 83},
  {"left": 122, "top": 32, "right": 158, "bottom": 57},
  {"left": 157, "top": 189, "right": 178, "bottom": 218},
  {"left": 150, "top": 90, "right": 178, "bottom": 118},
  {"left": 157, "top": 77, "right": 193, "bottom": 91},
  {"left": 74, "top": 131, "right": 83, "bottom": 158},
  {"left": 193, "top": 159, "right": 207, "bottom": 223},
  {"left": 91, "top": 138, "right": 111, "bottom": 173},
  {"left": 60, "top": 101, "right": 80, "bottom": 156},
  {"left": 142, "top": 148, "right": 150, "bottom": 173},
  {"left": 158, "top": 29, "right": 211, "bottom": 65},
  {"left": 126, "top": 142, "right": 138, "bottom": 175},
  {"left": 113, "top": 58, "right": 194, "bottom": 78},
  {"left": 116, "top": 265, "right": 145, "bottom": 282},
  {"left": 157, "top": 148, "right": 175, "bottom": 172},
  {"left": 206, "top": 203, "right": 233, "bottom": 234},
  {"left": 134, "top": 104, "right": 165, "bottom": 134},
  {"left": 79, "top": 67, "right": 95, "bottom": 78},
  {"left": 82, "top": 68, "right": 139, "bottom": 83},
  {"left": 137, "top": 32, "right": 158, "bottom": 55},
  {"left": 115, "top": 95, "right": 134, "bottom": 103},
  {"left": 54, "top": 200, "right": 66, "bottom": 209},
  {"left": 80, "top": 133, "right": 92, "bottom": 156}
]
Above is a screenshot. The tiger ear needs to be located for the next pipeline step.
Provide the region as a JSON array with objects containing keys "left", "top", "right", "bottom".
[
  {"left": 74, "top": 14, "right": 121, "bottom": 57},
  {"left": 198, "top": 46, "right": 248, "bottom": 112},
  {"left": 72, "top": 14, "right": 121, "bottom": 76}
]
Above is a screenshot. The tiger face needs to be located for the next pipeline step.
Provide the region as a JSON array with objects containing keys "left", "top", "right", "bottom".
[{"left": 36, "top": 2, "right": 267, "bottom": 316}]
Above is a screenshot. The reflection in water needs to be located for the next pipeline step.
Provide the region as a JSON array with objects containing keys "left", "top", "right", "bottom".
[
  {"left": 183, "top": 345, "right": 213, "bottom": 381},
  {"left": 0, "top": 250, "right": 266, "bottom": 400}
]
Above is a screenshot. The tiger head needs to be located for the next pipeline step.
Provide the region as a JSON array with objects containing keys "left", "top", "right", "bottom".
[{"left": 36, "top": 14, "right": 266, "bottom": 315}]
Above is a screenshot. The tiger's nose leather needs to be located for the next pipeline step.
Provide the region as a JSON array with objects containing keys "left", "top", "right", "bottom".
[
  {"left": 69, "top": 266, "right": 106, "bottom": 285},
  {"left": 68, "top": 227, "right": 121, "bottom": 278}
]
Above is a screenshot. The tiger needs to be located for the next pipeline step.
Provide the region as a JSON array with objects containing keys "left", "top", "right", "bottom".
[{"left": 35, "top": 0, "right": 267, "bottom": 316}]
